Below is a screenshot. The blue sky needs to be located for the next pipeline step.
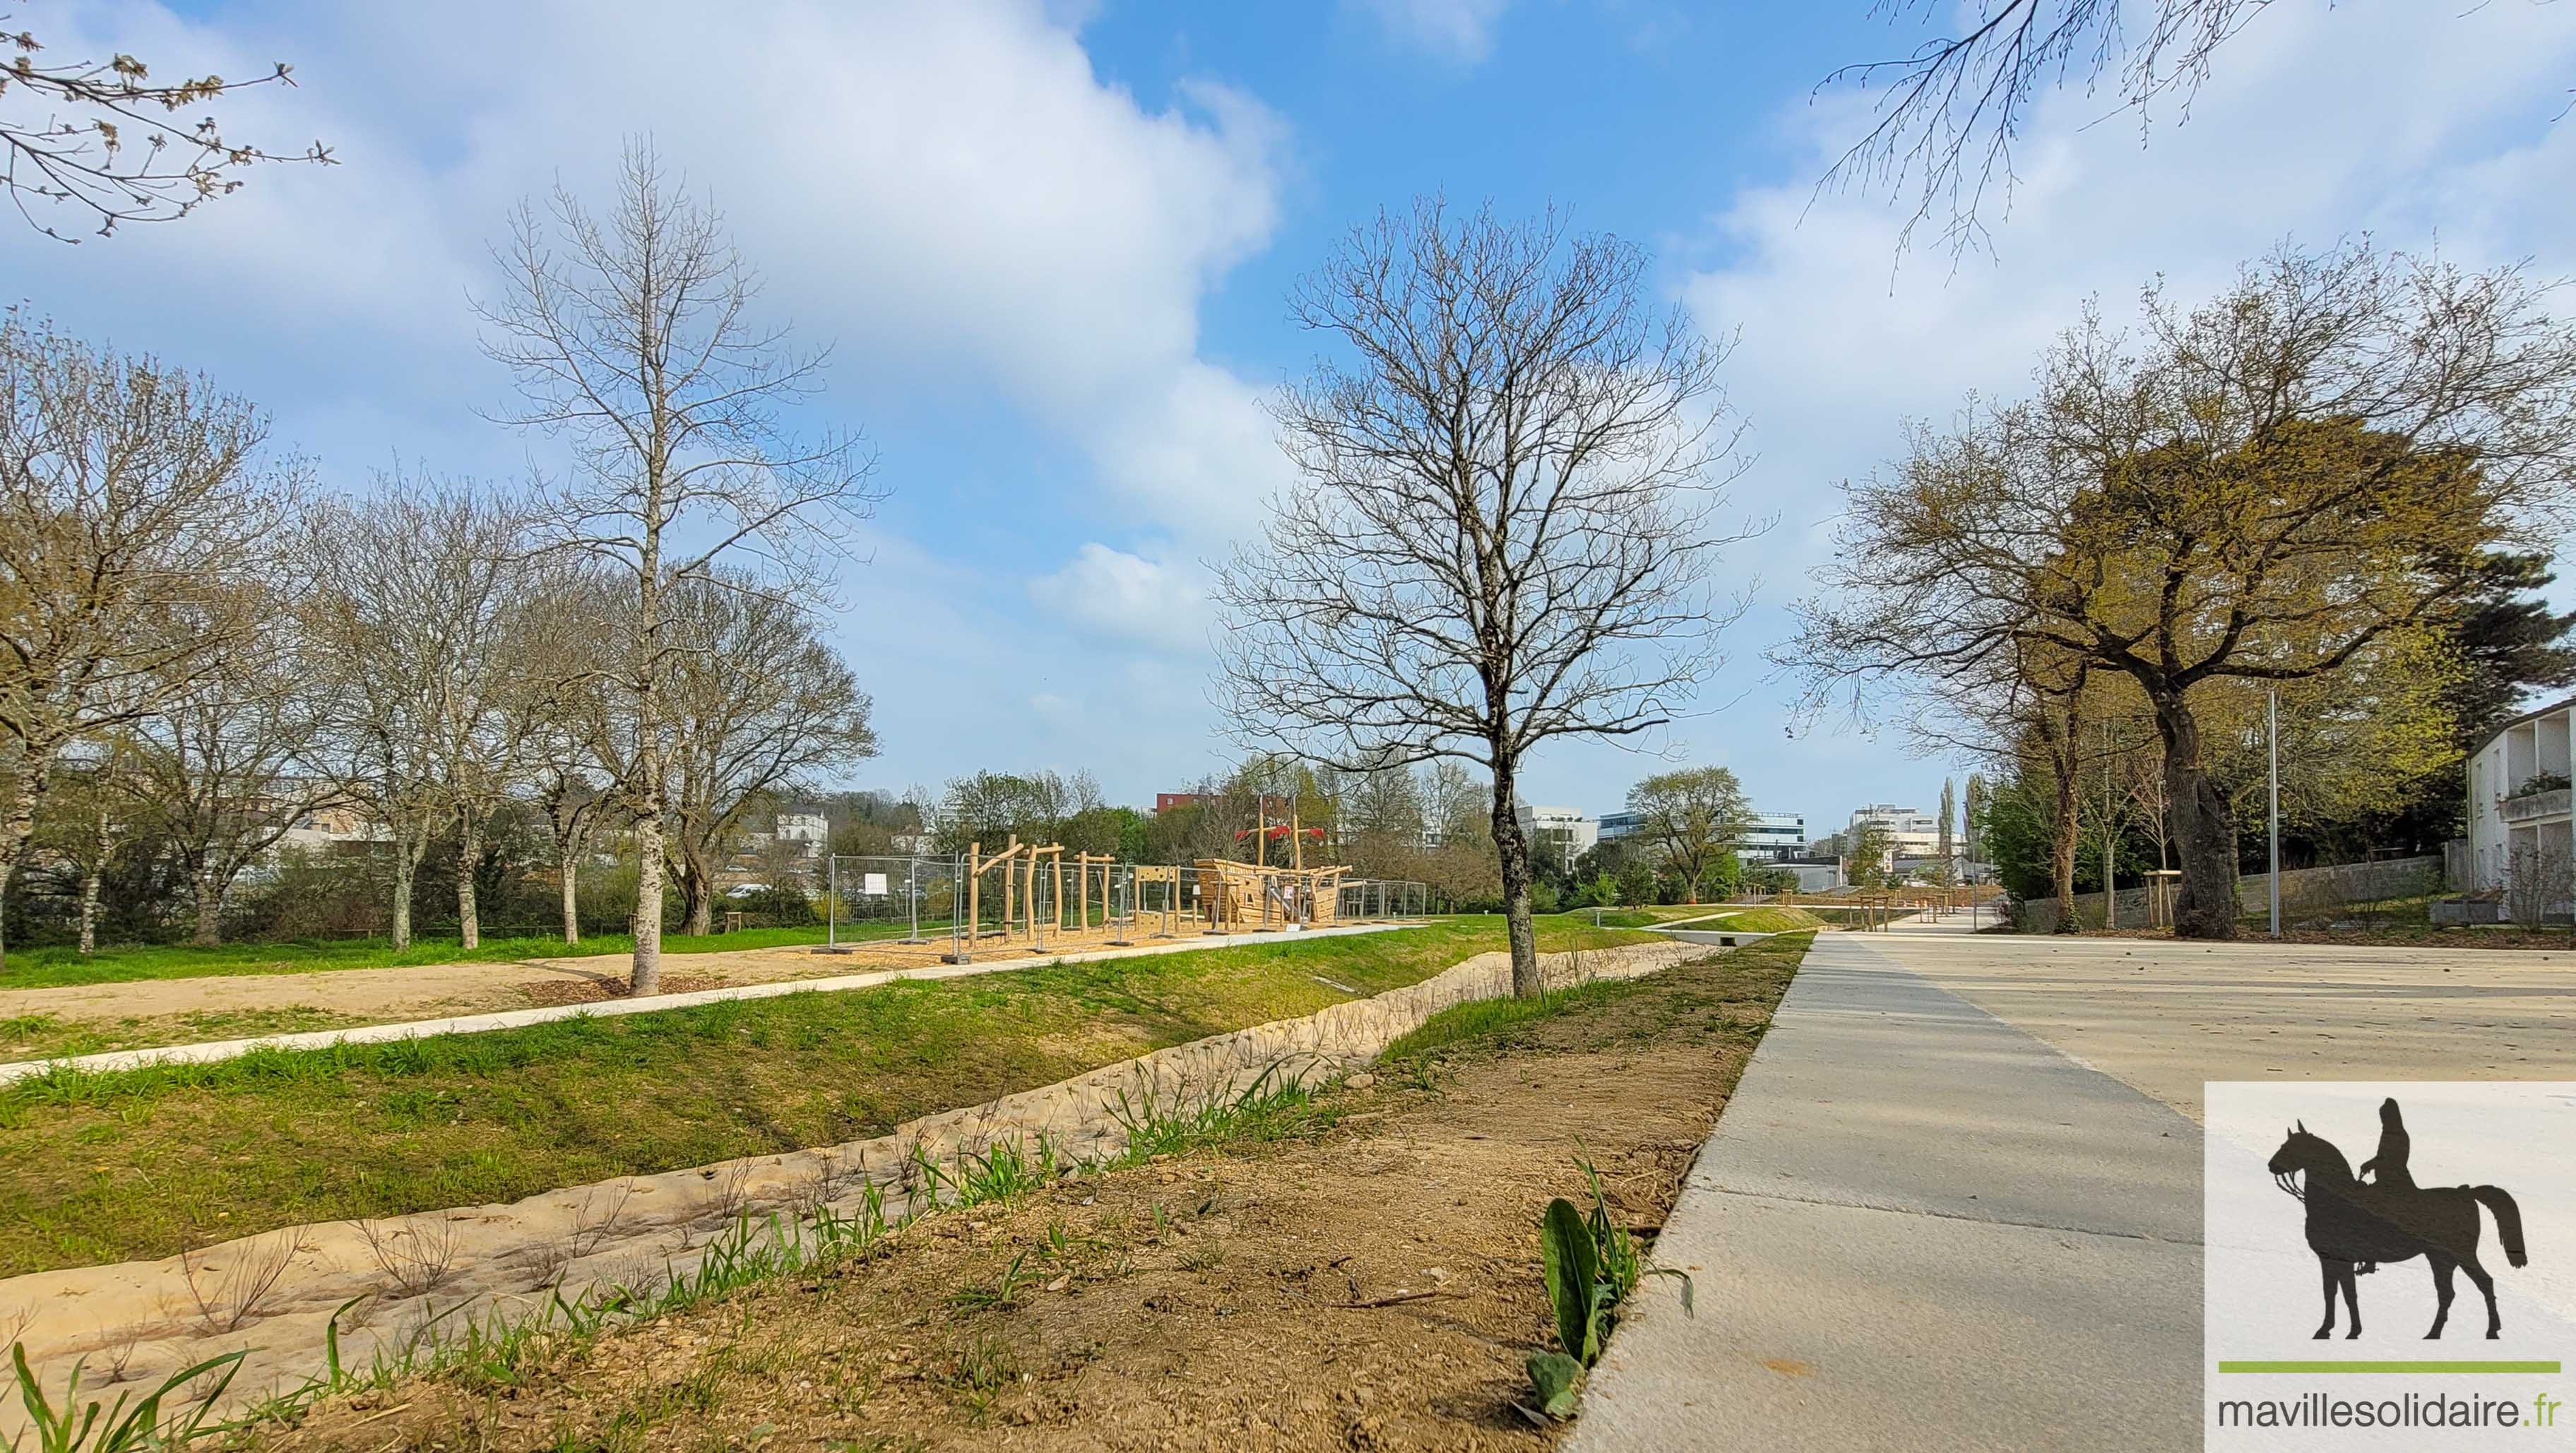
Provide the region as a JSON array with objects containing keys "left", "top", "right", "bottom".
[{"left": 11, "top": 0, "right": 2576, "bottom": 836}]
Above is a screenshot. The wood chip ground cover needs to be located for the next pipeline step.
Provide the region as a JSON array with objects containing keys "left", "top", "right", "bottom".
[
  {"left": 0, "top": 918, "right": 1649, "bottom": 1279},
  {"left": 249, "top": 932, "right": 1810, "bottom": 1452}
]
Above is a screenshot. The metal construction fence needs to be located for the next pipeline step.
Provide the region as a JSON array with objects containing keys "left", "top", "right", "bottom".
[
  {"left": 1339, "top": 879, "right": 1428, "bottom": 919},
  {"left": 822, "top": 853, "right": 963, "bottom": 950},
  {"left": 822, "top": 856, "right": 1430, "bottom": 959}
]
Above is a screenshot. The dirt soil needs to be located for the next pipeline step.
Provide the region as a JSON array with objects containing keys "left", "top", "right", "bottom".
[{"left": 251, "top": 944, "right": 1801, "bottom": 1452}]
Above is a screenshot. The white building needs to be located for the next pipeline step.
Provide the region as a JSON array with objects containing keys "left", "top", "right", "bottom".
[
  {"left": 774, "top": 812, "right": 830, "bottom": 858},
  {"left": 1740, "top": 811, "right": 1805, "bottom": 863},
  {"left": 1514, "top": 802, "right": 1598, "bottom": 872},
  {"left": 2466, "top": 696, "right": 2576, "bottom": 911},
  {"left": 1601, "top": 807, "right": 1803, "bottom": 865}
]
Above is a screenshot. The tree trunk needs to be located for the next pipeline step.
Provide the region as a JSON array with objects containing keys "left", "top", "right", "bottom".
[
  {"left": 675, "top": 834, "right": 716, "bottom": 937},
  {"left": 79, "top": 865, "right": 101, "bottom": 955},
  {"left": 391, "top": 845, "right": 416, "bottom": 950},
  {"left": 1490, "top": 757, "right": 1541, "bottom": 998},
  {"left": 560, "top": 851, "right": 581, "bottom": 945},
  {"left": 2154, "top": 691, "right": 2240, "bottom": 939},
  {"left": 191, "top": 864, "right": 223, "bottom": 945},
  {"left": 632, "top": 805, "right": 666, "bottom": 995},
  {"left": 0, "top": 756, "right": 48, "bottom": 974},
  {"left": 456, "top": 810, "right": 482, "bottom": 951},
  {"left": 2050, "top": 759, "right": 2082, "bottom": 933}
]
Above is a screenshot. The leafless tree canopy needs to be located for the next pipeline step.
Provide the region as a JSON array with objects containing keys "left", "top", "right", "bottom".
[
  {"left": 664, "top": 572, "right": 879, "bottom": 936},
  {"left": 1, "top": 14, "right": 331, "bottom": 241},
  {"left": 1215, "top": 199, "right": 1754, "bottom": 993},
  {"left": 477, "top": 138, "right": 885, "bottom": 995},
  {"left": 0, "top": 316, "right": 299, "bottom": 968},
  {"left": 296, "top": 482, "right": 535, "bottom": 951},
  {"left": 1817, "top": 0, "right": 2275, "bottom": 255}
]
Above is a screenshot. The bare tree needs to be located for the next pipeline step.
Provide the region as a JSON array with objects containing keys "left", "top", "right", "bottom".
[
  {"left": 1783, "top": 242, "right": 2576, "bottom": 937},
  {"left": 477, "top": 138, "right": 884, "bottom": 996},
  {"left": 663, "top": 574, "right": 877, "bottom": 936},
  {"left": 25, "top": 740, "right": 135, "bottom": 953},
  {"left": 126, "top": 607, "right": 331, "bottom": 944},
  {"left": 0, "top": 315, "right": 296, "bottom": 971},
  {"left": 1, "top": 13, "right": 331, "bottom": 240},
  {"left": 1818, "top": 1, "right": 2272, "bottom": 256},
  {"left": 1214, "top": 201, "right": 1752, "bottom": 996},
  {"left": 299, "top": 482, "right": 526, "bottom": 951}
]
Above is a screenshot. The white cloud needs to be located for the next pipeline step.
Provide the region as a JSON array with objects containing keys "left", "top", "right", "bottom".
[
  {"left": 5, "top": 0, "right": 1290, "bottom": 526},
  {"left": 1027, "top": 542, "right": 1211, "bottom": 653},
  {"left": 1648, "top": 0, "right": 2576, "bottom": 824},
  {"left": 1349, "top": 0, "right": 1510, "bottom": 64}
]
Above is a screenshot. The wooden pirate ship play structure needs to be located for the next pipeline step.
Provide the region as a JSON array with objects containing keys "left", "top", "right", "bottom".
[{"left": 1192, "top": 794, "right": 1348, "bottom": 933}]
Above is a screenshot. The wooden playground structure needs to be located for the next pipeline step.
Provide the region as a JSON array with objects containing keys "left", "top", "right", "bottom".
[{"left": 807, "top": 795, "right": 1423, "bottom": 969}]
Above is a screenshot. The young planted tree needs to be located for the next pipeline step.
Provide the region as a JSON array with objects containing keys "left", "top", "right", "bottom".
[
  {"left": 478, "top": 139, "right": 882, "bottom": 996},
  {"left": 0, "top": 317, "right": 296, "bottom": 970},
  {"left": 662, "top": 574, "right": 876, "bottom": 936},
  {"left": 1625, "top": 766, "right": 1749, "bottom": 903},
  {"left": 1787, "top": 242, "right": 2576, "bottom": 938},
  {"left": 26, "top": 743, "right": 133, "bottom": 953},
  {"left": 1844, "top": 821, "right": 1898, "bottom": 888},
  {"left": 1215, "top": 201, "right": 1750, "bottom": 996},
  {"left": 1960, "top": 771, "right": 1988, "bottom": 867}
]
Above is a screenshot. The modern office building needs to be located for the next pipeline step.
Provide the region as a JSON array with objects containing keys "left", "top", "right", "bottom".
[
  {"left": 1740, "top": 811, "right": 1806, "bottom": 862},
  {"left": 1514, "top": 802, "right": 1598, "bottom": 872}
]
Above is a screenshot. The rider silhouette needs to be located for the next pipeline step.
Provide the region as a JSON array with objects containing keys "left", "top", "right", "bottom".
[{"left": 2355, "top": 1097, "right": 2414, "bottom": 1274}]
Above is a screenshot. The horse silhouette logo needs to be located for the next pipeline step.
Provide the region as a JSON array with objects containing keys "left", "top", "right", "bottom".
[{"left": 2266, "top": 1098, "right": 2529, "bottom": 1340}]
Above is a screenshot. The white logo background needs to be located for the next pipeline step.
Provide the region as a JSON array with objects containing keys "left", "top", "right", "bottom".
[{"left": 2206, "top": 1081, "right": 2576, "bottom": 1449}]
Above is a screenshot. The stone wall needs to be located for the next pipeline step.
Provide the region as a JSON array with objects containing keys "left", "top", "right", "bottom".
[
  {"left": 0, "top": 938, "right": 1700, "bottom": 1434},
  {"left": 2017, "top": 855, "right": 2441, "bottom": 934}
]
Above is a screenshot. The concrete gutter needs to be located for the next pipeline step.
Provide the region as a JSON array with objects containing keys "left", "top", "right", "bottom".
[
  {"left": 0, "top": 921, "right": 1428, "bottom": 1087},
  {"left": 1651, "top": 926, "right": 1774, "bottom": 949}
]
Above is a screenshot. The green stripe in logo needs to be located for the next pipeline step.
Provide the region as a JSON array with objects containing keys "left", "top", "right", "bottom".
[{"left": 2216, "top": 1361, "right": 2561, "bottom": 1375}]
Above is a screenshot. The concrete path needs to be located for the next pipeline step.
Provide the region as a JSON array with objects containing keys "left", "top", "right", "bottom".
[
  {"left": 0, "top": 921, "right": 1425, "bottom": 1086},
  {"left": 1879, "top": 930, "right": 2576, "bottom": 1120},
  {"left": 1573, "top": 931, "right": 2205, "bottom": 1452}
]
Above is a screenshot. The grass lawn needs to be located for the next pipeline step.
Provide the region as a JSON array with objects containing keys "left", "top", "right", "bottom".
[
  {"left": 1583, "top": 904, "right": 1827, "bottom": 932},
  {"left": 0, "top": 1005, "right": 376, "bottom": 1064},
  {"left": 1384, "top": 929, "right": 1811, "bottom": 1064},
  {"left": 0, "top": 915, "right": 1653, "bottom": 1279},
  {"left": 242, "top": 929, "right": 1812, "bottom": 1453},
  {"left": 0, "top": 922, "right": 942, "bottom": 992}
]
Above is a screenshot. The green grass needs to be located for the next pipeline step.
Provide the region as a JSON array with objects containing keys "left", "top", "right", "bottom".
[
  {"left": 1384, "top": 930, "right": 1815, "bottom": 1065},
  {"left": 1577, "top": 904, "right": 1827, "bottom": 932},
  {"left": 1378, "top": 975, "right": 1652, "bottom": 1057},
  {"left": 0, "top": 923, "right": 954, "bottom": 991},
  {"left": 0, "top": 915, "right": 1651, "bottom": 1279},
  {"left": 1709, "top": 906, "right": 1826, "bottom": 933},
  {"left": 0, "top": 1006, "right": 374, "bottom": 1063}
]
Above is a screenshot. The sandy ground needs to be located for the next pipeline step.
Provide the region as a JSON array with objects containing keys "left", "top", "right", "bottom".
[
  {"left": 249, "top": 947, "right": 1796, "bottom": 1452},
  {"left": 0, "top": 931, "right": 1187, "bottom": 1048},
  {"left": 1858, "top": 929, "right": 2576, "bottom": 1120}
]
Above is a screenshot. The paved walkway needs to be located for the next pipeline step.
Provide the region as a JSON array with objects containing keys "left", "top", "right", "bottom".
[
  {"left": 1577, "top": 922, "right": 2576, "bottom": 1450},
  {"left": 1572, "top": 930, "right": 2207, "bottom": 1451}
]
